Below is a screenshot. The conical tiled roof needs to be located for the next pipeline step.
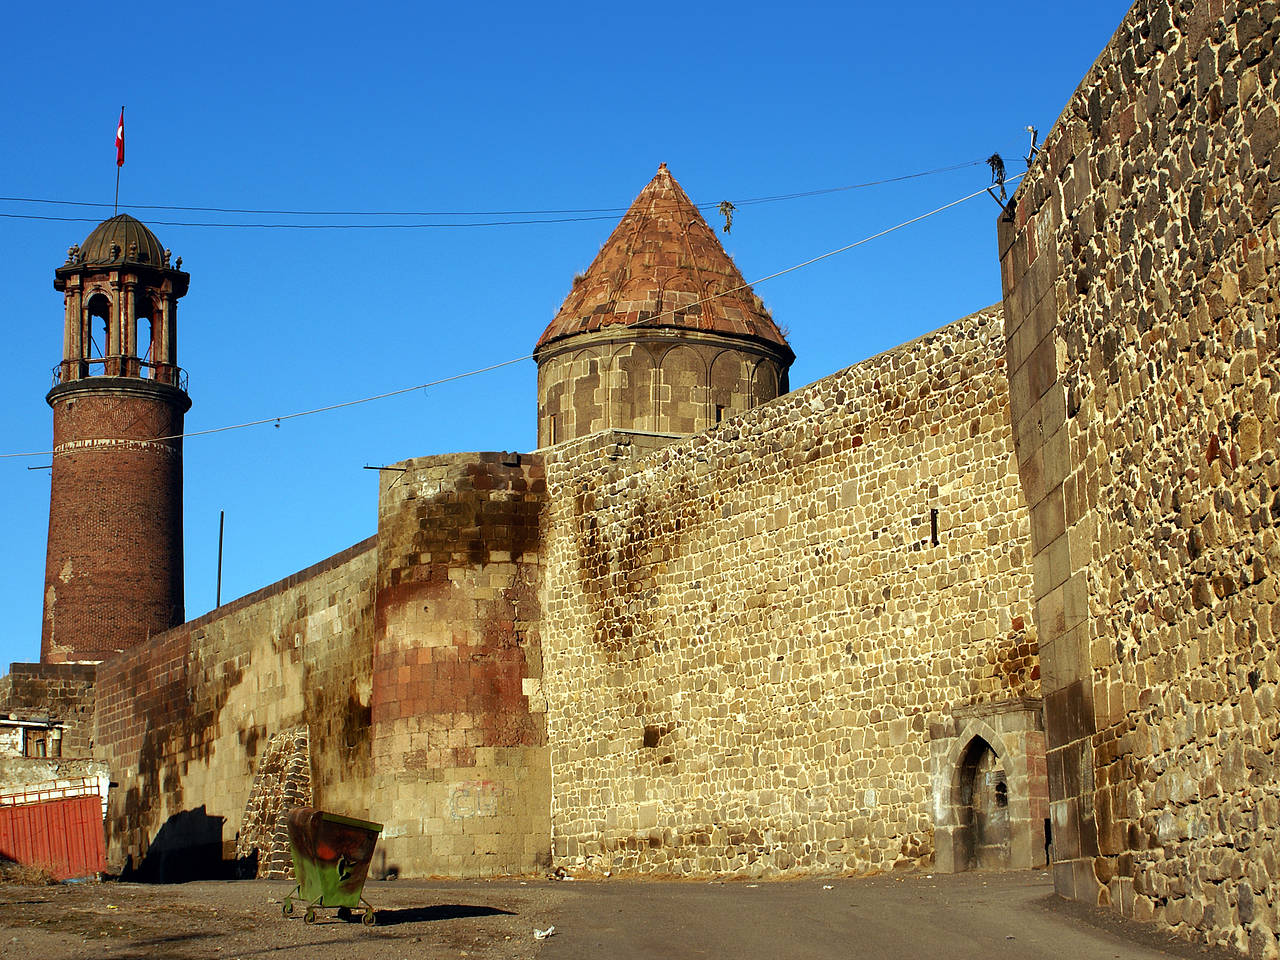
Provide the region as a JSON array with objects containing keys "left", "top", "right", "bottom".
[{"left": 535, "top": 165, "right": 791, "bottom": 355}]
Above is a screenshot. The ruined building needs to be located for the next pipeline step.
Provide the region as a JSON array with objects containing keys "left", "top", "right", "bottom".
[{"left": 2, "top": 0, "right": 1278, "bottom": 954}]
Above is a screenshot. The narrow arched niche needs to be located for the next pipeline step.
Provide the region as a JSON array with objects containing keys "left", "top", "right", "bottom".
[{"left": 953, "top": 735, "right": 1011, "bottom": 871}]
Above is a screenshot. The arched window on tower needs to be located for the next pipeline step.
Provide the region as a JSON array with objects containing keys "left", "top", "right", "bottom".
[
  {"left": 86, "top": 293, "right": 112, "bottom": 377},
  {"left": 134, "top": 297, "right": 156, "bottom": 379}
]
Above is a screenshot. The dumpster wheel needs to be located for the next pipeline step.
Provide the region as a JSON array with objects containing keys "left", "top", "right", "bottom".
[
  {"left": 362, "top": 909, "right": 377, "bottom": 927},
  {"left": 304, "top": 906, "right": 317, "bottom": 924}
]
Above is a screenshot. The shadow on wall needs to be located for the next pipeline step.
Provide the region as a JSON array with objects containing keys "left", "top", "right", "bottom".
[
  {"left": 121, "top": 806, "right": 257, "bottom": 883},
  {"left": 369, "top": 848, "right": 401, "bottom": 881}
]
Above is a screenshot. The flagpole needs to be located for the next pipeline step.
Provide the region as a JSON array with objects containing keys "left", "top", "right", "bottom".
[{"left": 113, "top": 105, "right": 123, "bottom": 215}]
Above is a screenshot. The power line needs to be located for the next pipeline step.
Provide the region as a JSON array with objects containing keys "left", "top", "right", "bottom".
[
  {"left": 0, "top": 211, "right": 625, "bottom": 229},
  {"left": 0, "top": 159, "right": 988, "bottom": 228},
  {"left": 1, "top": 175, "right": 1019, "bottom": 462}
]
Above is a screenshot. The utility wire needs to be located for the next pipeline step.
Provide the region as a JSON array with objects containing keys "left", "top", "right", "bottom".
[
  {"left": 1, "top": 175, "right": 1019, "bottom": 461},
  {"left": 0, "top": 159, "right": 987, "bottom": 227},
  {"left": 0, "top": 211, "right": 626, "bottom": 229}
]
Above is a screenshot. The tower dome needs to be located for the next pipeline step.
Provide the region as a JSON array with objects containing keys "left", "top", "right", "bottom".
[
  {"left": 534, "top": 164, "right": 793, "bottom": 446},
  {"left": 76, "top": 214, "right": 167, "bottom": 267}
]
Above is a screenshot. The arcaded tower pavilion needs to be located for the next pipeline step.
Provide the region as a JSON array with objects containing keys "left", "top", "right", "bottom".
[
  {"left": 534, "top": 164, "right": 794, "bottom": 446},
  {"left": 43, "top": 214, "right": 191, "bottom": 663}
]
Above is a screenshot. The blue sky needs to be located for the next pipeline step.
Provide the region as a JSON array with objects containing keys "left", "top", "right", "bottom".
[{"left": 0, "top": 1, "right": 1131, "bottom": 667}]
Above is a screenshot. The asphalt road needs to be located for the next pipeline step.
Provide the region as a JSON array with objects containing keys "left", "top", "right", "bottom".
[
  {"left": 543, "top": 871, "right": 1233, "bottom": 960},
  {"left": 0, "top": 869, "right": 1241, "bottom": 960}
]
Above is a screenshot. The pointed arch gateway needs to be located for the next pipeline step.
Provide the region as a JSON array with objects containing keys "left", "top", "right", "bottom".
[
  {"left": 929, "top": 705, "right": 1049, "bottom": 873},
  {"left": 954, "top": 732, "right": 1011, "bottom": 870}
]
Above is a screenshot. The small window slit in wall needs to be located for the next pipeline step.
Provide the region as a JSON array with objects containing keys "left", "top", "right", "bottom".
[
  {"left": 930, "top": 508, "right": 939, "bottom": 546},
  {"left": 715, "top": 405, "right": 725, "bottom": 424}
]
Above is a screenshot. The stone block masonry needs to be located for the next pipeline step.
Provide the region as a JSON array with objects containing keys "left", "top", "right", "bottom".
[
  {"left": 541, "top": 307, "right": 1041, "bottom": 877},
  {"left": 94, "top": 537, "right": 377, "bottom": 877},
  {"left": 0, "top": 662, "right": 96, "bottom": 757},
  {"left": 371, "top": 452, "right": 550, "bottom": 877},
  {"left": 1000, "top": 0, "right": 1280, "bottom": 952}
]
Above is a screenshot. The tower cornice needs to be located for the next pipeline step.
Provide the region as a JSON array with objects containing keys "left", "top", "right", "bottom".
[{"left": 47, "top": 375, "right": 191, "bottom": 413}]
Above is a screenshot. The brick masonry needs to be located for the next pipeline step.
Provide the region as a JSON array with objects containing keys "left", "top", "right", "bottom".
[
  {"left": 999, "top": 0, "right": 1280, "bottom": 952},
  {"left": 43, "top": 383, "right": 187, "bottom": 663},
  {"left": 73, "top": 9, "right": 1280, "bottom": 924},
  {"left": 540, "top": 307, "right": 1042, "bottom": 876}
]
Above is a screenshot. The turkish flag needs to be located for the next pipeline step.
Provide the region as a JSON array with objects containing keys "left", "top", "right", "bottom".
[{"left": 115, "top": 108, "right": 124, "bottom": 167}]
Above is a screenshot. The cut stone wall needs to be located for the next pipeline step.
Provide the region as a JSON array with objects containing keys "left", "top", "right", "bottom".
[
  {"left": 541, "top": 306, "right": 1039, "bottom": 877},
  {"left": 536, "top": 332, "right": 787, "bottom": 445},
  {"left": 371, "top": 452, "right": 550, "bottom": 877},
  {"left": 0, "top": 662, "right": 97, "bottom": 758},
  {"left": 999, "top": 0, "right": 1280, "bottom": 952},
  {"left": 94, "top": 538, "right": 376, "bottom": 877}
]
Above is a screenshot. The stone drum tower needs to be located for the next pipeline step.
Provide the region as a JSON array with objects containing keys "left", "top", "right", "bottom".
[
  {"left": 534, "top": 164, "right": 793, "bottom": 446},
  {"left": 42, "top": 215, "right": 191, "bottom": 663}
]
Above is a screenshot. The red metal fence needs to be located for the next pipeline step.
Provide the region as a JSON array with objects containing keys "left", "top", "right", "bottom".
[{"left": 0, "top": 794, "right": 105, "bottom": 880}]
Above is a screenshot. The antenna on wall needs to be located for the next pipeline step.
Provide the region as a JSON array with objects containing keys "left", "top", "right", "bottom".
[{"left": 216, "top": 510, "right": 225, "bottom": 608}]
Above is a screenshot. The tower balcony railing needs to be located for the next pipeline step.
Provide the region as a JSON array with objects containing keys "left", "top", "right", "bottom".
[{"left": 51, "top": 357, "right": 188, "bottom": 392}]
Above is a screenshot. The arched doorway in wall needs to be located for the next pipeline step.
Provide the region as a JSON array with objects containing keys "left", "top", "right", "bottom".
[
  {"left": 955, "top": 736, "right": 1011, "bottom": 870},
  {"left": 929, "top": 705, "right": 1047, "bottom": 874}
]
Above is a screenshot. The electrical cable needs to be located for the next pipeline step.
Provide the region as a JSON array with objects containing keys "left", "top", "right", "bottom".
[
  {"left": 0, "top": 174, "right": 1020, "bottom": 461},
  {"left": 0, "top": 211, "right": 626, "bottom": 229},
  {"left": 0, "top": 159, "right": 988, "bottom": 227}
]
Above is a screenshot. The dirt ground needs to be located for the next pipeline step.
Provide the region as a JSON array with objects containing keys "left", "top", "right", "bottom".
[{"left": 0, "top": 870, "right": 1245, "bottom": 960}]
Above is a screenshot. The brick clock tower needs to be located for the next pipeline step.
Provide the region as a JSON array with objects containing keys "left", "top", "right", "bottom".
[{"left": 42, "top": 214, "right": 191, "bottom": 663}]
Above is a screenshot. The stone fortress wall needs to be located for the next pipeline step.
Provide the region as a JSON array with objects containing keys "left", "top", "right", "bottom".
[
  {"left": 93, "top": 538, "right": 378, "bottom": 877},
  {"left": 999, "top": 0, "right": 1280, "bottom": 953},
  {"left": 369, "top": 452, "right": 550, "bottom": 878},
  {"left": 84, "top": 307, "right": 1048, "bottom": 883},
  {"left": 540, "top": 306, "right": 1043, "bottom": 876},
  {"left": 90, "top": 452, "right": 554, "bottom": 880},
  {"left": 12, "top": 3, "right": 1277, "bottom": 952}
]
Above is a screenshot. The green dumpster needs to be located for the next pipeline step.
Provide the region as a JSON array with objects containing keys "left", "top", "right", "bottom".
[{"left": 281, "top": 807, "right": 383, "bottom": 926}]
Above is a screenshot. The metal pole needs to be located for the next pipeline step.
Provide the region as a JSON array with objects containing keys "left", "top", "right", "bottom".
[
  {"left": 216, "top": 510, "right": 225, "bottom": 607},
  {"left": 114, "top": 106, "right": 123, "bottom": 215}
]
